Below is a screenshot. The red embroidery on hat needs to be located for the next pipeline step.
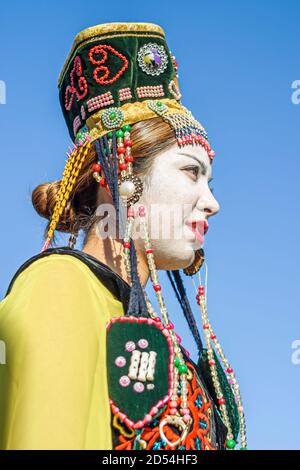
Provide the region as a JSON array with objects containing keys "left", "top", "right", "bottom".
[
  {"left": 65, "top": 56, "right": 88, "bottom": 111},
  {"left": 88, "top": 45, "right": 129, "bottom": 85}
]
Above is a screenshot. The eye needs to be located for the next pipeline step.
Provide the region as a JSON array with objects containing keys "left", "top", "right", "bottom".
[{"left": 183, "top": 165, "right": 200, "bottom": 178}]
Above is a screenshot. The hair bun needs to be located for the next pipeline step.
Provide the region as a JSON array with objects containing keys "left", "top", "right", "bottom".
[{"left": 32, "top": 181, "right": 60, "bottom": 220}]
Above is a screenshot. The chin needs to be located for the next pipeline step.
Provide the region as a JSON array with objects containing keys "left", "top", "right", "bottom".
[{"left": 153, "top": 242, "right": 196, "bottom": 271}]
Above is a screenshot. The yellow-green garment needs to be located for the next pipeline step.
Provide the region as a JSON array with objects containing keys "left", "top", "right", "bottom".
[{"left": 0, "top": 253, "right": 125, "bottom": 450}]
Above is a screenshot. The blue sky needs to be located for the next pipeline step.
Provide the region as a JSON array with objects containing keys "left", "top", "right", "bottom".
[{"left": 1, "top": 0, "right": 300, "bottom": 450}]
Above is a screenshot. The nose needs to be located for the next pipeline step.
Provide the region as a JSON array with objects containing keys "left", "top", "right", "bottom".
[{"left": 202, "top": 188, "right": 221, "bottom": 218}]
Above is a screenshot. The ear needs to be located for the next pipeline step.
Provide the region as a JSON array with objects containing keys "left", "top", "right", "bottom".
[{"left": 96, "top": 184, "right": 113, "bottom": 205}]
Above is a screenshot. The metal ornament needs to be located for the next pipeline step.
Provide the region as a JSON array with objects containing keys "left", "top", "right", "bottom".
[
  {"left": 102, "top": 107, "right": 125, "bottom": 129},
  {"left": 183, "top": 248, "right": 205, "bottom": 276},
  {"left": 118, "top": 174, "right": 144, "bottom": 207},
  {"left": 137, "top": 43, "right": 169, "bottom": 76}
]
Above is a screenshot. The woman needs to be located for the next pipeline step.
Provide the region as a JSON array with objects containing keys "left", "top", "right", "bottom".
[{"left": 0, "top": 22, "right": 247, "bottom": 450}]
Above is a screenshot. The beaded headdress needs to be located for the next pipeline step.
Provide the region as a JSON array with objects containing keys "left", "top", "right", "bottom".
[{"left": 40, "top": 22, "right": 247, "bottom": 450}]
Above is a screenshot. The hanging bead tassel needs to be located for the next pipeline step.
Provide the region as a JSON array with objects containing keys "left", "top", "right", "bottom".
[
  {"left": 137, "top": 205, "right": 193, "bottom": 447},
  {"left": 191, "top": 271, "right": 248, "bottom": 451}
]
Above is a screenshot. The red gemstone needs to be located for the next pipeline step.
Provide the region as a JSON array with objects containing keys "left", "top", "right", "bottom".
[
  {"left": 125, "top": 155, "right": 134, "bottom": 162},
  {"left": 119, "top": 163, "right": 127, "bottom": 171},
  {"left": 166, "top": 322, "right": 174, "bottom": 330},
  {"left": 227, "top": 367, "right": 233, "bottom": 374},
  {"left": 117, "top": 146, "right": 126, "bottom": 154},
  {"left": 146, "top": 248, "right": 153, "bottom": 254},
  {"left": 218, "top": 398, "right": 226, "bottom": 405},
  {"left": 154, "top": 284, "right": 161, "bottom": 292},
  {"left": 124, "top": 139, "right": 133, "bottom": 147},
  {"left": 123, "top": 242, "right": 130, "bottom": 249},
  {"left": 92, "top": 163, "right": 101, "bottom": 172},
  {"left": 203, "top": 324, "right": 209, "bottom": 330}
]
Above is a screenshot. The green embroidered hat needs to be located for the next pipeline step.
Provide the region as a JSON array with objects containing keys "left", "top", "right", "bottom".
[
  {"left": 41, "top": 22, "right": 216, "bottom": 252},
  {"left": 57, "top": 21, "right": 215, "bottom": 158}
]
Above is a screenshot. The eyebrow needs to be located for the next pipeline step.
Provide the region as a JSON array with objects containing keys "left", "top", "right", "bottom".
[{"left": 179, "top": 153, "right": 213, "bottom": 180}]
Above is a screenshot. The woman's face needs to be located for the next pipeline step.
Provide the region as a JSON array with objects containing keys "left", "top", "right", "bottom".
[{"left": 132, "top": 143, "right": 220, "bottom": 270}]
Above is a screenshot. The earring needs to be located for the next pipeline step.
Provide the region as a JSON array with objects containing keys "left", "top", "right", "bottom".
[{"left": 183, "top": 248, "right": 205, "bottom": 276}]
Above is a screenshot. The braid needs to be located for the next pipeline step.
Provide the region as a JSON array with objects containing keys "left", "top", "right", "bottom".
[
  {"left": 94, "top": 134, "right": 148, "bottom": 318},
  {"left": 167, "top": 270, "right": 204, "bottom": 352},
  {"left": 41, "top": 140, "right": 92, "bottom": 251}
]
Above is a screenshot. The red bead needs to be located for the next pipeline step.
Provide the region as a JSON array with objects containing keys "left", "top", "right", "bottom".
[
  {"left": 125, "top": 155, "right": 134, "bottom": 162},
  {"left": 203, "top": 324, "right": 210, "bottom": 330},
  {"left": 227, "top": 367, "right": 233, "bottom": 374},
  {"left": 166, "top": 322, "right": 174, "bottom": 330},
  {"left": 100, "top": 178, "right": 106, "bottom": 186},
  {"left": 124, "top": 139, "right": 133, "bottom": 147},
  {"left": 208, "top": 359, "right": 215, "bottom": 366},
  {"left": 117, "top": 146, "right": 125, "bottom": 154},
  {"left": 211, "top": 334, "right": 217, "bottom": 340},
  {"left": 218, "top": 398, "right": 226, "bottom": 405},
  {"left": 154, "top": 317, "right": 161, "bottom": 322},
  {"left": 123, "top": 242, "right": 130, "bottom": 249},
  {"left": 119, "top": 163, "right": 127, "bottom": 171},
  {"left": 92, "top": 163, "right": 101, "bottom": 172},
  {"left": 175, "top": 334, "right": 181, "bottom": 343},
  {"left": 153, "top": 284, "right": 161, "bottom": 292},
  {"left": 146, "top": 248, "right": 153, "bottom": 254}
]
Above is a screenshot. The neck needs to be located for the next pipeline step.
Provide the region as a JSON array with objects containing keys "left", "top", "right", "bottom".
[{"left": 82, "top": 234, "right": 150, "bottom": 288}]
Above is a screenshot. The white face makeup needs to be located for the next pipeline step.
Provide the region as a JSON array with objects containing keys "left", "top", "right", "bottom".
[{"left": 132, "top": 143, "right": 220, "bottom": 270}]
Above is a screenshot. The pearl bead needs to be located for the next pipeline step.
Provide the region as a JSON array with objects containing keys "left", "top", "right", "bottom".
[{"left": 119, "top": 180, "right": 135, "bottom": 197}]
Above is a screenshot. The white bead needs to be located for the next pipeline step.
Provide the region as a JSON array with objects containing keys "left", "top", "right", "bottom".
[{"left": 119, "top": 180, "right": 135, "bottom": 197}]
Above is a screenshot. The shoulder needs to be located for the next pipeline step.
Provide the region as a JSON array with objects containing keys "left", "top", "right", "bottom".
[
  {"left": 5, "top": 252, "right": 109, "bottom": 303},
  {"left": 0, "top": 253, "right": 113, "bottom": 334}
]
